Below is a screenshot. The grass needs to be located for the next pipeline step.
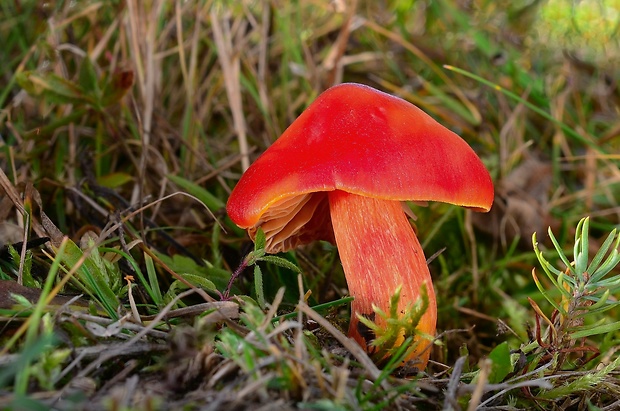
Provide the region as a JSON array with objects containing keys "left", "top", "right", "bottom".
[{"left": 1, "top": 0, "right": 620, "bottom": 409}]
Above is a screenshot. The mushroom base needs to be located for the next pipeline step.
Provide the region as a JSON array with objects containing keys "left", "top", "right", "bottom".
[{"left": 328, "top": 190, "right": 437, "bottom": 369}]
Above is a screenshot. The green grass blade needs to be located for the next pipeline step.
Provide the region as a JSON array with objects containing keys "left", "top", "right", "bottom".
[
  {"left": 166, "top": 174, "right": 225, "bottom": 212},
  {"left": 444, "top": 65, "right": 605, "bottom": 153}
]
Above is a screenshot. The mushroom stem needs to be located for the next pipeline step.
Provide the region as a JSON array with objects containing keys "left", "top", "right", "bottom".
[{"left": 328, "top": 190, "right": 437, "bottom": 368}]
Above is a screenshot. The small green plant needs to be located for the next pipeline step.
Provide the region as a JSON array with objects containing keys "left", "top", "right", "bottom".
[
  {"left": 222, "top": 228, "right": 301, "bottom": 308},
  {"left": 217, "top": 295, "right": 320, "bottom": 395},
  {"left": 357, "top": 284, "right": 431, "bottom": 369},
  {"left": 452, "top": 218, "right": 620, "bottom": 408},
  {"left": 530, "top": 216, "right": 620, "bottom": 369},
  {"left": 51, "top": 236, "right": 123, "bottom": 319}
]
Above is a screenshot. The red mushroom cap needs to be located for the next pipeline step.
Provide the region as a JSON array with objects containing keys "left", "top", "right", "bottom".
[{"left": 226, "top": 83, "right": 493, "bottom": 252}]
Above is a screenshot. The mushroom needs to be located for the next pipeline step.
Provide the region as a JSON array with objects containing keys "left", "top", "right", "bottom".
[{"left": 226, "top": 83, "right": 493, "bottom": 369}]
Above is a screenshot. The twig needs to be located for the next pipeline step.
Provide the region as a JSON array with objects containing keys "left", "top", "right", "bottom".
[
  {"left": 443, "top": 356, "right": 466, "bottom": 411},
  {"left": 61, "top": 311, "right": 167, "bottom": 339},
  {"left": 467, "top": 358, "right": 491, "bottom": 411}
]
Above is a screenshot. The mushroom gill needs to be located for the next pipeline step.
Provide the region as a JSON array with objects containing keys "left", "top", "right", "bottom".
[{"left": 248, "top": 192, "right": 334, "bottom": 253}]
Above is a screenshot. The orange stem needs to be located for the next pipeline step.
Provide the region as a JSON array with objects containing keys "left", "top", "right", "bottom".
[{"left": 328, "top": 190, "right": 437, "bottom": 368}]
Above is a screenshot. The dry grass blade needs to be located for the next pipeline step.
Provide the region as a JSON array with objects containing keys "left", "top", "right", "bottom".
[
  {"left": 361, "top": 18, "right": 481, "bottom": 125},
  {"left": 211, "top": 8, "right": 250, "bottom": 171},
  {"left": 0, "top": 168, "right": 35, "bottom": 236},
  {"left": 443, "top": 356, "right": 466, "bottom": 410},
  {"left": 296, "top": 300, "right": 391, "bottom": 391},
  {"left": 140, "top": 300, "right": 239, "bottom": 322},
  {"left": 57, "top": 287, "right": 235, "bottom": 391},
  {"left": 125, "top": 0, "right": 167, "bottom": 230},
  {"left": 467, "top": 358, "right": 490, "bottom": 411}
]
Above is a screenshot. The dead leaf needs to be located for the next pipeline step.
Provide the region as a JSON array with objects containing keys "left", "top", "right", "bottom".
[
  {"left": 472, "top": 156, "right": 557, "bottom": 249},
  {"left": 0, "top": 223, "right": 23, "bottom": 247}
]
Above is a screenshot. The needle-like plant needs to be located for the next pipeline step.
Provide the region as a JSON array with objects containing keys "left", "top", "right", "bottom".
[
  {"left": 530, "top": 217, "right": 620, "bottom": 369},
  {"left": 357, "top": 285, "right": 432, "bottom": 371}
]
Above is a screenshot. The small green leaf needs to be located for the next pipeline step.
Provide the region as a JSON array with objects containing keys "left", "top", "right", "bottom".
[
  {"left": 85, "top": 238, "right": 122, "bottom": 294},
  {"left": 254, "top": 228, "right": 266, "bottom": 251},
  {"left": 78, "top": 57, "right": 100, "bottom": 97},
  {"left": 97, "top": 172, "right": 134, "bottom": 188},
  {"left": 587, "top": 228, "right": 618, "bottom": 279},
  {"left": 155, "top": 252, "right": 231, "bottom": 292},
  {"left": 589, "top": 289, "right": 610, "bottom": 311},
  {"left": 570, "top": 319, "right": 620, "bottom": 339},
  {"left": 592, "top": 272, "right": 620, "bottom": 289},
  {"left": 531, "top": 268, "right": 566, "bottom": 316},
  {"left": 587, "top": 400, "right": 604, "bottom": 411},
  {"left": 574, "top": 218, "right": 589, "bottom": 280},
  {"left": 259, "top": 255, "right": 302, "bottom": 273},
  {"left": 16, "top": 71, "right": 97, "bottom": 108},
  {"left": 246, "top": 248, "right": 266, "bottom": 264},
  {"left": 166, "top": 174, "right": 225, "bottom": 211},
  {"left": 54, "top": 238, "right": 120, "bottom": 319},
  {"left": 487, "top": 341, "right": 512, "bottom": 384},
  {"left": 8, "top": 246, "right": 38, "bottom": 288},
  {"left": 458, "top": 346, "right": 470, "bottom": 373},
  {"left": 174, "top": 273, "right": 216, "bottom": 292},
  {"left": 8, "top": 293, "right": 33, "bottom": 308},
  {"left": 254, "top": 265, "right": 265, "bottom": 309},
  {"left": 532, "top": 233, "right": 565, "bottom": 287},
  {"left": 591, "top": 249, "right": 620, "bottom": 284},
  {"left": 547, "top": 228, "right": 573, "bottom": 275},
  {"left": 144, "top": 252, "right": 163, "bottom": 305}
]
